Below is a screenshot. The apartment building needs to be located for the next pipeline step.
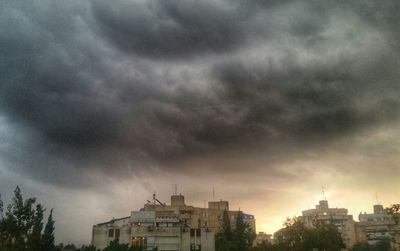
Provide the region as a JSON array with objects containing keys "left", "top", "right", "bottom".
[
  {"left": 92, "top": 194, "right": 255, "bottom": 251},
  {"left": 299, "top": 200, "right": 357, "bottom": 249},
  {"left": 358, "top": 204, "right": 400, "bottom": 250}
]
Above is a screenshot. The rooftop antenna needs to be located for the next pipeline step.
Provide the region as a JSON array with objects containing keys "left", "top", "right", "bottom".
[
  {"left": 152, "top": 192, "right": 166, "bottom": 206},
  {"left": 322, "top": 187, "right": 326, "bottom": 201},
  {"left": 172, "top": 184, "right": 178, "bottom": 195},
  {"left": 375, "top": 193, "right": 380, "bottom": 205},
  {"left": 212, "top": 187, "right": 216, "bottom": 201}
]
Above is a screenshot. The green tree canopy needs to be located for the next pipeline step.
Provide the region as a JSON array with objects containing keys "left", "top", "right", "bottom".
[
  {"left": 385, "top": 204, "right": 400, "bottom": 249},
  {"left": 0, "top": 186, "right": 56, "bottom": 251},
  {"left": 216, "top": 210, "right": 234, "bottom": 251},
  {"left": 102, "top": 239, "right": 142, "bottom": 251},
  {"left": 274, "top": 217, "right": 314, "bottom": 251},
  {"left": 352, "top": 239, "right": 390, "bottom": 251},
  {"left": 216, "top": 210, "right": 256, "bottom": 251},
  {"left": 256, "top": 217, "right": 344, "bottom": 251},
  {"left": 80, "top": 244, "right": 99, "bottom": 251}
]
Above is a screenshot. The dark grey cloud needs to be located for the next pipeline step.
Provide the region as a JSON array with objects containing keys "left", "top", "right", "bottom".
[
  {"left": 1, "top": 0, "right": 400, "bottom": 188},
  {"left": 91, "top": 0, "right": 252, "bottom": 58}
]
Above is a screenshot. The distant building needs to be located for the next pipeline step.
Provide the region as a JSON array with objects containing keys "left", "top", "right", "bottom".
[
  {"left": 253, "top": 232, "right": 273, "bottom": 246},
  {"left": 358, "top": 204, "right": 400, "bottom": 249},
  {"left": 298, "top": 200, "right": 357, "bottom": 249},
  {"left": 92, "top": 194, "right": 256, "bottom": 251}
]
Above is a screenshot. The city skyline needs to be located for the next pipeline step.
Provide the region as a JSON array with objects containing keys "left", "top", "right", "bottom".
[{"left": 1, "top": 0, "right": 400, "bottom": 247}]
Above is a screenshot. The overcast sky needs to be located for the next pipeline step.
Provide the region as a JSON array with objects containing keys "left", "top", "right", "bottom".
[{"left": 1, "top": 0, "right": 400, "bottom": 246}]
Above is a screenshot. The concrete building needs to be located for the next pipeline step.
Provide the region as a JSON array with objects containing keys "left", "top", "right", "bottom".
[
  {"left": 253, "top": 232, "right": 273, "bottom": 246},
  {"left": 358, "top": 204, "right": 400, "bottom": 250},
  {"left": 299, "top": 200, "right": 357, "bottom": 249},
  {"left": 92, "top": 194, "right": 255, "bottom": 251}
]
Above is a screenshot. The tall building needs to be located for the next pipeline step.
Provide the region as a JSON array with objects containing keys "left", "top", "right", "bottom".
[
  {"left": 358, "top": 204, "right": 400, "bottom": 249},
  {"left": 92, "top": 194, "right": 256, "bottom": 251},
  {"left": 299, "top": 200, "right": 357, "bottom": 249}
]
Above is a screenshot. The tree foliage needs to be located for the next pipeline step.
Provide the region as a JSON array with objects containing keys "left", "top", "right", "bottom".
[
  {"left": 352, "top": 239, "right": 390, "bottom": 251},
  {"left": 252, "top": 241, "right": 279, "bottom": 251},
  {"left": 310, "top": 222, "right": 344, "bottom": 251},
  {"left": 385, "top": 203, "right": 400, "bottom": 249},
  {"left": 102, "top": 239, "right": 142, "bottom": 251},
  {"left": 80, "top": 244, "right": 99, "bottom": 251},
  {"left": 216, "top": 210, "right": 256, "bottom": 251},
  {"left": 386, "top": 204, "right": 400, "bottom": 224},
  {"left": 274, "top": 217, "right": 314, "bottom": 251},
  {"left": 254, "top": 217, "right": 344, "bottom": 251},
  {"left": 0, "top": 186, "right": 56, "bottom": 251},
  {"left": 42, "top": 209, "right": 56, "bottom": 251}
]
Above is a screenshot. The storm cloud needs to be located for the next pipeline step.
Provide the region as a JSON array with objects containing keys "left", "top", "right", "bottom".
[{"left": 1, "top": 0, "right": 400, "bottom": 182}]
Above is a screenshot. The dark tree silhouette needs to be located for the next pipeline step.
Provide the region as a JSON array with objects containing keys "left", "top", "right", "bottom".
[
  {"left": 216, "top": 210, "right": 255, "bottom": 251},
  {"left": 0, "top": 186, "right": 56, "bottom": 251}
]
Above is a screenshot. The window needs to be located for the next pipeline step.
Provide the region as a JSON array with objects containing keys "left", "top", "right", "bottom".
[
  {"left": 190, "top": 228, "right": 201, "bottom": 236},
  {"left": 115, "top": 229, "right": 120, "bottom": 238},
  {"left": 191, "top": 244, "right": 201, "bottom": 251},
  {"left": 132, "top": 236, "right": 147, "bottom": 247},
  {"left": 108, "top": 229, "right": 114, "bottom": 237}
]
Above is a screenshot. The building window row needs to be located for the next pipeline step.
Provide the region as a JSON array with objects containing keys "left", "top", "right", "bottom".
[{"left": 108, "top": 228, "right": 120, "bottom": 238}]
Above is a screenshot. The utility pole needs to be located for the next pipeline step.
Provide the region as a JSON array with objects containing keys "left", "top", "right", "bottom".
[{"left": 212, "top": 187, "right": 215, "bottom": 201}]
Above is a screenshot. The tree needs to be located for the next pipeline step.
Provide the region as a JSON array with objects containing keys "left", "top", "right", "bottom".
[
  {"left": 272, "top": 217, "right": 344, "bottom": 251},
  {"left": 311, "top": 223, "right": 344, "bottom": 251},
  {"left": 0, "top": 186, "right": 36, "bottom": 251},
  {"left": 102, "top": 239, "right": 142, "bottom": 251},
  {"left": 0, "top": 194, "right": 3, "bottom": 219},
  {"left": 28, "top": 204, "right": 45, "bottom": 251},
  {"left": 352, "top": 239, "right": 390, "bottom": 251},
  {"left": 251, "top": 240, "right": 279, "bottom": 251},
  {"left": 223, "top": 210, "right": 233, "bottom": 240},
  {"left": 41, "top": 209, "right": 56, "bottom": 251},
  {"left": 386, "top": 204, "right": 400, "bottom": 224},
  {"left": 64, "top": 243, "right": 77, "bottom": 251},
  {"left": 216, "top": 210, "right": 234, "bottom": 251},
  {"left": 352, "top": 242, "right": 373, "bottom": 251},
  {"left": 274, "top": 217, "right": 313, "bottom": 251},
  {"left": 233, "top": 211, "right": 256, "bottom": 251},
  {"left": 0, "top": 186, "right": 56, "bottom": 251},
  {"left": 385, "top": 204, "right": 400, "bottom": 250},
  {"left": 216, "top": 210, "right": 255, "bottom": 251},
  {"left": 79, "top": 244, "right": 98, "bottom": 251},
  {"left": 375, "top": 238, "right": 391, "bottom": 251}
]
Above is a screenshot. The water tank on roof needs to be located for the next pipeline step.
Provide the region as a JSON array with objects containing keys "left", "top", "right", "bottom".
[{"left": 171, "top": 194, "right": 185, "bottom": 206}]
